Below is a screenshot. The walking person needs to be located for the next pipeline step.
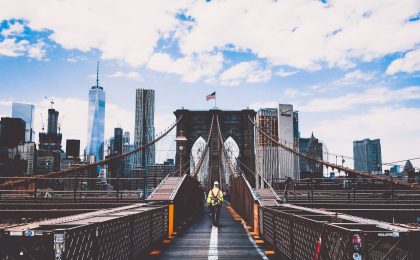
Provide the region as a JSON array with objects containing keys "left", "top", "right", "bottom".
[{"left": 207, "top": 181, "right": 224, "bottom": 226}]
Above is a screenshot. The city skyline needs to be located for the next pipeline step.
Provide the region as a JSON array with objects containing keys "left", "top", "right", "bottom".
[{"left": 0, "top": 0, "right": 419, "bottom": 168}]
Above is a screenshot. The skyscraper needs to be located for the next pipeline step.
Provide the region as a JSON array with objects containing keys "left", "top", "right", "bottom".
[
  {"left": 122, "top": 131, "right": 134, "bottom": 172},
  {"left": 353, "top": 138, "right": 382, "bottom": 174},
  {"left": 39, "top": 108, "right": 62, "bottom": 151},
  {"left": 0, "top": 117, "right": 25, "bottom": 148},
  {"left": 255, "top": 108, "right": 280, "bottom": 187},
  {"left": 86, "top": 62, "right": 105, "bottom": 162},
  {"left": 134, "top": 89, "right": 155, "bottom": 169},
  {"left": 17, "top": 142, "right": 36, "bottom": 175},
  {"left": 38, "top": 107, "right": 62, "bottom": 173},
  {"left": 66, "top": 139, "right": 80, "bottom": 159},
  {"left": 256, "top": 108, "right": 278, "bottom": 146},
  {"left": 278, "top": 104, "right": 299, "bottom": 180},
  {"left": 123, "top": 131, "right": 130, "bottom": 146},
  {"left": 113, "top": 128, "right": 123, "bottom": 155},
  {"left": 255, "top": 105, "right": 300, "bottom": 187},
  {"left": 12, "top": 102, "right": 35, "bottom": 142},
  {"left": 299, "top": 133, "right": 323, "bottom": 178}
]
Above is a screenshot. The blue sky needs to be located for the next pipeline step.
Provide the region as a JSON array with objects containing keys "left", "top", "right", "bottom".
[{"left": 1, "top": 0, "right": 420, "bottom": 168}]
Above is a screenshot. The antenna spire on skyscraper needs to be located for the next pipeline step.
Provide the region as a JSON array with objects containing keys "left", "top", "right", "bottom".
[{"left": 96, "top": 60, "right": 100, "bottom": 88}]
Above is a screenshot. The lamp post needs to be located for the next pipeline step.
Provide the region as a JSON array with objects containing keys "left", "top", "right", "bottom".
[{"left": 175, "top": 131, "right": 187, "bottom": 176}]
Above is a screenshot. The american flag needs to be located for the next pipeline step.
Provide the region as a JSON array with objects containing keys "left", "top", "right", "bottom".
[{"left": 206, "top": 91, "right": 216, "bottom": 101}]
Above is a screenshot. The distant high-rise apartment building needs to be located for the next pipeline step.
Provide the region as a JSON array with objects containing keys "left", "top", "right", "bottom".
[
  {"left": 114, "top": 128, "right": 123, "bottom": 155},
  {"left": 12, "top": 102, "right": 35, "bottom": 142},
  {"left": 292, "top": 111, "right": 300, "bottom": 142},
  {"left": 278, "top": 104, "right": 299, "bottom": 180},
  {"left": 255, "top": 105, "right": 300, "bottom": 187},
  {"left": 389, "top": 165, "right": 401, "bottom": 177},
  {"left": 255, "top": 108, "right": 280, "bottom": 186},
  {"left": 37, "top": 107, "right": 62, "bottom": 173},
  {"left": 122, "top": 131, "right": 134, "bottom": 171},
  {"left": 123, "top": 131, "right": 130, "bottom": 146},
  {"left": 17, "top": 142, "right": 36, "bottom": 176},
  {"left": 353, "top": 138, "right": 382, "bottom": 174},
  {"left": 66, "top": 139, "right": 80, "bottom": 159},
  {"left": 86, "top": 62, "right": 105, "bottom": 162},
  {"left": 134, "top": 89, "right": 155, "bottom": 169},
  {"left": 257, "top": 108, "right": 278, "bottom": 146},
  {"left": 0, "top": 117, "right": 25, "bottom": 148},
  {"left": 299, "top": 133, "right": 323, "bottom": 178}
]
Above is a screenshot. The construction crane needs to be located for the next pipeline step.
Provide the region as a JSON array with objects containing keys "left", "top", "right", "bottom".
[
  {"left": 40, "top": 113, "right": 45, "bottom": 132},
  {"left": 44, "top": 96, "right": 55, "bottom": 109},
  {"left": 58, "top": 115, "right": 64, "bottom": 133}
]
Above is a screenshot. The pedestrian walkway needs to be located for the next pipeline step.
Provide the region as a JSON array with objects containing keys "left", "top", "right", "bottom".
[{"left": 156, "top": 205, "right": 268, "bottom": 259}]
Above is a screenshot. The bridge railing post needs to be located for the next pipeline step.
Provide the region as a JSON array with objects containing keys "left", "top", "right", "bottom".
[
  {"left": 116, "top": 176, "right": 120, "bottom": 202},
  {"left": 168, "top": 203, "right": 174, "bottom": 238},
  {"left": 253, "top": 202, "right": 259, "bottom": 237},
  {"left": 33, "top": 178, "right": 37, "bottom": 203},
  {"left": 73, "top": 177, "right": 78, "bottom": 203},
  {"left": 352, "top": 176, "right": 356, "bottom": 203}
]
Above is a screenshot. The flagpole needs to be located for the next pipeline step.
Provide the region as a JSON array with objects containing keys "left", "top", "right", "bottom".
[{"left": 214, "top": 95, "right": 217, "bottom": 109}]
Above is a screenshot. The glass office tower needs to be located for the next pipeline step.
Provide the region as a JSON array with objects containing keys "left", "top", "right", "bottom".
[
  {"left": 12, "top": 102, "right": 35, "bottom": 142},
  {"left": 353, "top": 138, "right": 382, "bottom": 174},
  {"left": 86, "top": 63, "right": 105, "bottom": 162}
]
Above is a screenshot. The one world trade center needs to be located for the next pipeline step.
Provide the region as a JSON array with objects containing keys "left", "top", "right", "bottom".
[{"left": 86, "top": 62, "right": 105, "bottom": 162}]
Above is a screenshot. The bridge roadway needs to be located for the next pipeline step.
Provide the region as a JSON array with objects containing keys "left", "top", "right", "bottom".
[{"left": 153, "top": 205, "right": 269, "bottom": 260}]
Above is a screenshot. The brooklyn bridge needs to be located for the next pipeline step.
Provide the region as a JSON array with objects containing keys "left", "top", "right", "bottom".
[{"left": 1, "top": 109, "right": 419, "bottom": 260}]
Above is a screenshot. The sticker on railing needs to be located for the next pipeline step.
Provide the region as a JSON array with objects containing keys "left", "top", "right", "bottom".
[{"left": 378, "top": 232, "right": 399, "bottom": 237}]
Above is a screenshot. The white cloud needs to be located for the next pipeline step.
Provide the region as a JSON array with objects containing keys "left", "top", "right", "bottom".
[
  {"left": 0, "top": 0, "right": 190, "bottom": 66},
  {"left": 66, "top": 55, "right": 86, "bottom": 63},
  {"left": 275, "top": 69, "right": 298, "bottom": 78},
  {"left": 219, "top": 61, "right": 271, "bottom": 86},
  {"left": 310, "top": 106, "right": 420, "bottom": 168},
  {"left": 299, "top": 86, "right": 420, "bottom": 112},
  {"left": 147, "top": 52, "right": 223, "bottom": 82},
  {"left": 386, "top": 48, "right": 420, "bottom": 75},
  {"left": 108, "top": 71, "right": 143, "bottom": 81},
  {"left": 27, "top": 40, "right": 46, "bottom": 60},
  {"left": 1, "top": 21, "right": 24, "bottom": 37},
  {"left": 181, "top": 0, "right": 420, "bottom": 71},
  {"left": 342, "top": 69, "right": 375, "bottom": 82},
  {"left": 1, "top": 0, "right": 418, "bottom": 80},
  {"left": 0, "top": 38, "right": 47, "bottom": 60},
  {"left": 0, "top": 38, "right": 28, "bottom": 57},
  {"left": 283, "top": 88, "right": 310, "bottom": 99}
]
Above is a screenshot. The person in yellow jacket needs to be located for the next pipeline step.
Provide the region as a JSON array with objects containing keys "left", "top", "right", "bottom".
[{"left": 207, "top": 181, "right": 224, "bottom": 226}]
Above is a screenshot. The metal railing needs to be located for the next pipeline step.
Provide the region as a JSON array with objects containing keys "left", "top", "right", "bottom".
[
  {"left": 259, "top": 206, "right": 420, "bottom": 260},
  {"left": 230, "top": 174, "right": 257, "bottom": 227},
  {"left": 1, "top": 204, "right": 169, "bottom": 260}
]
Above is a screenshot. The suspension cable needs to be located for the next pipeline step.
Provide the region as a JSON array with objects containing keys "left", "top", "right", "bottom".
[
  {"left": 249, "top": 116, "right": 420, "bottom": 190},
  {"left": 216, "top": 115, "right": 238, "bottom": 178},
  {"left": 191, "top": 115, "right": 214, "bottom": 177}
]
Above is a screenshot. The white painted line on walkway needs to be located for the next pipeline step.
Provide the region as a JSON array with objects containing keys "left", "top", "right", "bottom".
[{"left": 208, "top": 225, "right": 218, "bottom": 260}]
